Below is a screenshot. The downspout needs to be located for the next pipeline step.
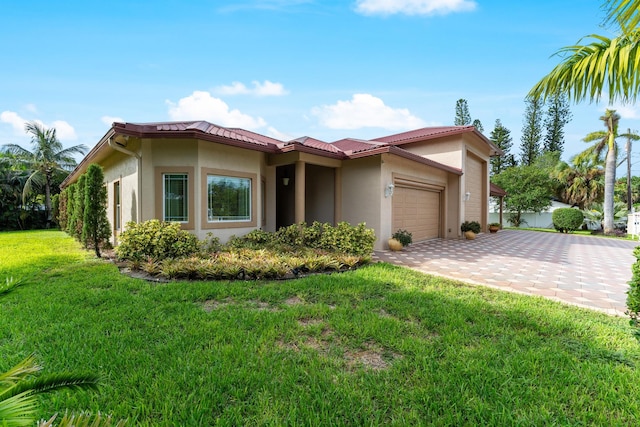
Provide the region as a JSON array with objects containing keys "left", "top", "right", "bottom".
[{"left": 108, "top": 136, "right": 142, "bottom": 223}]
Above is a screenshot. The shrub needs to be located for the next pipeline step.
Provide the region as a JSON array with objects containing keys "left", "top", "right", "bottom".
[
  {"left": 392, "top": 229, "right": 413, "bottom": 247},
  {"left": 628, "top": 246, "right": 640, "bottom": 340},
  {"left": 461, "top": 221, "right": 481, "bottom": 234},
  {"left": 115, "top": 220, "right": 199, "bottom": 261},
  {"left": 552, "top": 208, "right": 584, "bottom": 233}
]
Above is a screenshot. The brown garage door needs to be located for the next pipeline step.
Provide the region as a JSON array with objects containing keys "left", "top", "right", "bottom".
[{"left": 393, "top": 185, "right": 441, "bottom": 241}]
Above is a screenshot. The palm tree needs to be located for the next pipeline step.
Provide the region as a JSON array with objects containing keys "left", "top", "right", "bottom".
[
  {"left": 579, "top": 110, "right": 640, "bottom": 233},
  {"left": 554, "top": 153, "right": 604, "bottom": 209},
  {"left": 529, "top": 0, "right": 640, "bottom": 104},
  {"left": 3, "top": 122, "right": 87, "bottom": 227}
]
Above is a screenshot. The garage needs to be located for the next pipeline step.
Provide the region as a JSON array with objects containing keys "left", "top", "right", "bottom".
[{"left": 392, "top": 180, "right": 442, "bottom": 241}]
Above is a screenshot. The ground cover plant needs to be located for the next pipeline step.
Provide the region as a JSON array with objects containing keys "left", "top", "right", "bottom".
[
  {"left": 115, "top": 220, "right": 375, "bottom": 280},
  {"left": 2, "top": 230, "right": 640, "bottom": 425}
]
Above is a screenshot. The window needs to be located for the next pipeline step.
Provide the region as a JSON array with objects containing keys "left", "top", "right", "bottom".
[
  {"left": 207, "top": 175, "right": 251, "bottom": 222},
  {"left": 114, "top": 181, "right": 121, "bottom": 231},
  {"left": 163, "top": 173, "right": 189, "bottom": 222}
]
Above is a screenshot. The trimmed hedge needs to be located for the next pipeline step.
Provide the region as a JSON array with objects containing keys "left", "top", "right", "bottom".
[
  {"left": 115, "top": 220, "right": 199, "bottom": 261},
  {"left": 628, "top": 247, "right": 640, "bottom": 340},
  {"left": 552, "top": 208, "right": 584, "bottom": 233}
]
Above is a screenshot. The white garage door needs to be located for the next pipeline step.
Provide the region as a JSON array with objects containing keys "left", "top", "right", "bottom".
[{"left": 393, "top": 185, "right": 441, "bottom": 241}]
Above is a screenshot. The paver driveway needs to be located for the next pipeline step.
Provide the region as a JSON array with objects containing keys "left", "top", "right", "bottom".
[{"left": 373, "top": 229, "right": 640, "bottom": 316}]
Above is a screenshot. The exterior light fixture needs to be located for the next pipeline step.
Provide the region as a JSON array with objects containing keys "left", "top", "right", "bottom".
[
  {"left": 464, "top": 192, "right": 471, "bottom": 201},
  {"left": 385, "top": 183, "right": 395, "bottom": 198}
]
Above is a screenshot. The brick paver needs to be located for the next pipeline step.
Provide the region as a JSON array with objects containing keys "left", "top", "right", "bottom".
[{"left": 373, "top": 229, "right": 639, "bottom": 316}]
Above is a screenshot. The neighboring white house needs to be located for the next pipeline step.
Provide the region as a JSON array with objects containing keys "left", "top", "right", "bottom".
[{"left": 489, "top": 199, "right": 572, "bottom": 229}]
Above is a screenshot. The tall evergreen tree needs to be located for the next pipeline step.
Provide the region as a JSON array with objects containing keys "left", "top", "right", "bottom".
[
  {"left": 489, "top": 119, "right": 516, "bottom": 175},
  {"left": 82, "top": 164, "right": 111, "bottom": 258},
  {"left": 454, "top": 99, "right": 472, "bottom": 125},
  {"left": 520, "top": 97, "right": 544, "bottom": 165},
  {"left": 543, "top": 93, "right": 572, "bottom": 154},
  {"left": 472, "top": 119, "right": 484, "bottom": 133}
]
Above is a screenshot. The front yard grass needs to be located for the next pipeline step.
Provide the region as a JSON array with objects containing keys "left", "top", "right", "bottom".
[{"left": 2, "top": 230, "right": 640, "bottom": 425}]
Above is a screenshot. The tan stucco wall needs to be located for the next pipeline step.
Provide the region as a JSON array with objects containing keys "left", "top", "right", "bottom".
[
  {"left": 401, "top": 136, "right": 464, "bottom": 169},
  {"left": 102, "top": 151, "right": 139, "bottom": 245},
  {"left": 341, "top": 156, "right": 383, "bottom": 248},
  {"left": 137, "top": 138, "right": 266, "bottom": 242}
]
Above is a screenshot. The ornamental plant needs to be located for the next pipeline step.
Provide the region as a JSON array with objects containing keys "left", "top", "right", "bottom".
[
  {"left": 461, "top": 221, "right": 481, "bottom": 234},
  {"left": 552, "top": 208, "right": 584, "bottom": 233},
  {"left": 392, "top": 229, "right": 413, "bottom": 247},
  {"left": 628, "top": 246, "right": 640, "bottom": 340},
  {"left": 115, "top": 220, "right": 199, "bottom": 261}
]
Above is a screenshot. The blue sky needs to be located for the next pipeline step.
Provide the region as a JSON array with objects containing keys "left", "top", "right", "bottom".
[{"left": 2, "top": 0, "right": 639, "bottom": 173}]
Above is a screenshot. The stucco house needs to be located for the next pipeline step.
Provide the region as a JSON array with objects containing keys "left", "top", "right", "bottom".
[{"left": 62, "top": 121, "right": 502, "bottom": 250}]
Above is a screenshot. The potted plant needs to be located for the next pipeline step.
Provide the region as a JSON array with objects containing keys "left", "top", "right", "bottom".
[
  {"left": 388, "top": 229, "right": 412, "bottom": 251},
  {"left": 488, "top": 222, "right": 501, "bottom": 233},
  {"left": 461, "top": 221, "right": 481, "bottom": 240}
]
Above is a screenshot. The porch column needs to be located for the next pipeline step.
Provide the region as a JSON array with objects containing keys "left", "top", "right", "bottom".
[
  {"left": 295, "top": 160, "right": 305, "bottom": 223},
  {"left": 334, "top": 168, "right": 342, "bottom": 223}
]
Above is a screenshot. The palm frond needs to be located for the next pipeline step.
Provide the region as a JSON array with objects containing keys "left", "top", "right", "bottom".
[
  {"left": 529, "top": 31, "right": 640, "bottom": 103},
  {"left": 0, "top": 355, "right": 40, "bottom": 386},
  {"left": 0, "top": 390, "right": 39, "bottom": 427},
  {"left": 5, "top": 373, "right": 100, "bottom": 401},
  {"left": 38, "top": 411, "right": 129, "bottom": 427},
  {"left": 604, "top": 0, "right": 640, "bottom": 33},
  {"left": 0, "top": 277, "right": 23, "bottom": 297}
]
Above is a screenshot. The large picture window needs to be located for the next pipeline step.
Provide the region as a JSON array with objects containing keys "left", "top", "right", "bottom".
[
  {"left": 207, "top": 175, "right": 251, "bottom": 222},
  {"left": 163, "top": 173, "right": 189, "bottom": 222}
]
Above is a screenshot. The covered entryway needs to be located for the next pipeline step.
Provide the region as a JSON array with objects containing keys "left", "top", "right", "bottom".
[{"left": 392, "top": 180, "right": 442, "bottom": 241}]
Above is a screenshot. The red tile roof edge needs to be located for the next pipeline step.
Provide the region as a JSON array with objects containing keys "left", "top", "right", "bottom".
[
  {"left": 490, "top": 182, "right": 507, "bottom": 196},
  {"left": 374, "top": 126, "right": 503, "bottom": 156}
]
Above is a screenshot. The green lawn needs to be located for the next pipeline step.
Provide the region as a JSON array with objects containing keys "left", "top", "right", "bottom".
[{"left": 2, "top": 230, "right": 640, "bottom": 425}]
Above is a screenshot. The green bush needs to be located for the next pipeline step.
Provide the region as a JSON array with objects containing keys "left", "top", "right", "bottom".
[
  {"left": 552, "top": 208, "right": 584, "bottom": 233},
  {"left": 267, "top": 222, "right": 375, "bottom": 256},
  {"left": 115, "top": 220, "right": 199, "bottom": 261},
  {"left": 627, "top": 246, "right": 640, "bottom": 340},
  {"left": 392, "top": 229, "right": 413, "bottom": 247},
  {"left": 461, "top": 221, "right": 481, "bottom": 233}
]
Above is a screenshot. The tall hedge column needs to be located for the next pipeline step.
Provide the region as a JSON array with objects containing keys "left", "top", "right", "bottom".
[{"left": 82, "top": 164, "right": 111, "bottom": 258}]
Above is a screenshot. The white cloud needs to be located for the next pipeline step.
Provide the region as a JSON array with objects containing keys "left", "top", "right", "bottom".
[
  {"left": 355, "top": 0, "right": 477, "bottom": 16},
  {"left": 607, "top": 103, "right": 640, "bottom": 120},
  {"left": 166, "top": 91, "right": 267, "bottom": 129},
  {"left": 101, "top": 115, "right": 125, "bottom": 126},
  {"left": 311, "top": 93, "right": 427, "bottom": 130},
  {"left": 0, "top": 111, "right": 26, "bottom": 133},
  {"left": 266, "top": 126, "right": 294, "bottom": 141},
  {"left": 215, "top": 80, "right": 289, "bottom": 96},
  {"left": 0, "top": 110, "right": 77, "bottom": 140},
  {"left": 51, "top": 120, "right": 77, "bottom": 140}
]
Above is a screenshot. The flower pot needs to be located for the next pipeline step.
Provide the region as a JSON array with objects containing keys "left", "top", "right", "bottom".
[
  {"left": 489, "top": 226, "right": 499, "bottom": 233},
  {"left": 464, "top": 231, "right": 476, "bottom": 240},
  {"left": 388, "top": 238, "right": 403, "bottom": 251}
]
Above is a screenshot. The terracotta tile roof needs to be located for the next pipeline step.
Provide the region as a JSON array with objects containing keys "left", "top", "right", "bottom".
[
  {"left": 116, "top": 121, "right": 276, "bottom": 148},
  {"left": 290, "top": 136, "right": 342, "bottom": 154},
  {"left": 63, "top": 121, "right": 489, "bottom": 187},
  {"left": 331, "top": 138, "right": 384, "bottom": 154},
  {"left": 373, "top": 126, "right": 476, "bottom": 144},
  {"left": 373, "top": 125, "right": 503, "bottom": 156},
  {"left": 490, "top": 182, "right": 507, "bottom": 197}
]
